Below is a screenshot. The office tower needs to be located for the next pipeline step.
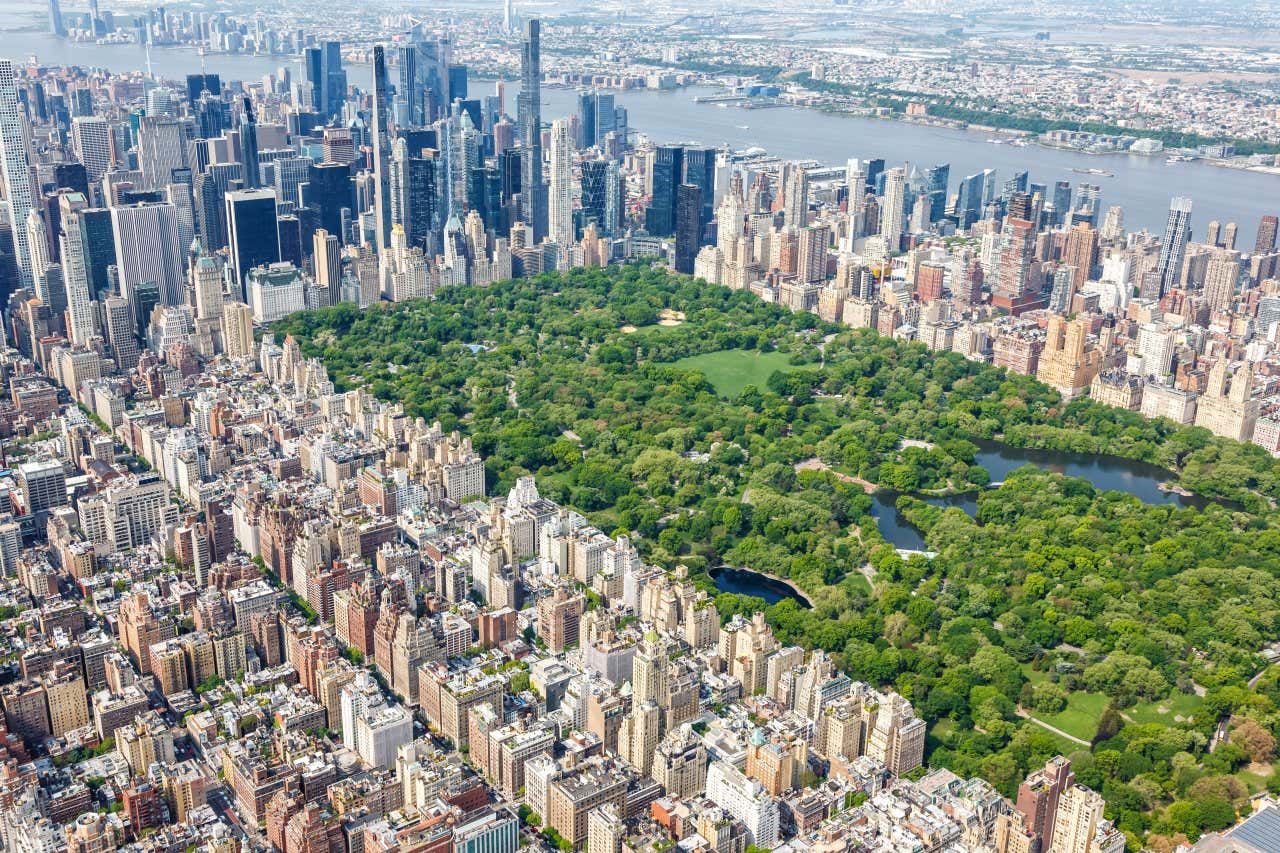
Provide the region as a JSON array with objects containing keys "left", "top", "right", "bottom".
[
  {"left": 517, "top": 20, "right": 547, "bottom": 239},
  {"left": 1155, "top": 197, "right": 1193, "bottom": 298},
  {"left": 111, "top": 203, "right": 184, "bottom": 307},
  {"left": 389, "top": 139, "right": 437, "bottom": 253},
  {"left": 548, "top": 119, "right": 574, "bottom": 248},
  {"left": 225, "top": 189, "right": 280, "bottom": 295},
  {"left": 60, "top": 211, "right": 96, "bottom": 346},
  {"left": 593, "top": 93, "right": 617, "bottom": 148},
  {"left": 80, "top": 207, "right": 115, "bottom": 298},
  {"left": 26, "top": 209, "right": 51, "bottom": 287},
  {"left": 49, "top": 0, "right": 66, "bottom": 36},
  {"left": 683, "top": 148, "right": 716, "bottom": 235},
  {"left": 71, "top": 117, "right": 113, "bottom": 181},
  {"left": 504, "top": 0, "right": 515, "bottom": 31},
  {"left": 880, "top": 166, "right": 906, "bottom": 252},
  {"left": 185, "top": 73, "right": 221, "bottom": 104},
  {"left": 0, "top": 60, "right": 37, "bottom": 289},
  {"left": 238, "top": 97, "right": 260, "bottom": 190},
  {"left": 313, "top": 230, "right": 341, "bottom": 305},
  {"left": 646, "top": 146, "right": 683, "bottom": 236},
  {"left": 19, "top": 458, "right": 67, "bottom": 514},
  {"left": 447, "top": 64, "right": 469, "bottom": 102},
  {"left": 322, "top": 42, "right": 347, "bottom": 119},
  {"left": 137, "top": 116, "right": 188, "bottom": 190},
  {"left": 576, "top": 92, "right": 596, "bottom": 150},
  {"left": 1255, "top": 215, "right": 1278, "bottom": 256},
  {"left": 370, "top": 46, "right": 393, "bottom": 254},
  {"left": 1051, "top": 181, "right": 1072, "bottom": 226},
  {"left": 578, "top": 159, "right": 609, "bottom": 234},
  {"left": 603, "top": 161, "right": 623, "bottom": 238},
  {"left": 306, "top": 162, "right": 354, "bottom": 239},
  {"left": 955, "top": 171, "right": 984, "bottom": 229},
  {"left": 674, "top": 184, "right": 701, "bottom": 275}
]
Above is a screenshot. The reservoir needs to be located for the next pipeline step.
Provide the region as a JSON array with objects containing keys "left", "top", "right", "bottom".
[{"left": 6, "top": 26, "right": 1280, "bottom": 232}]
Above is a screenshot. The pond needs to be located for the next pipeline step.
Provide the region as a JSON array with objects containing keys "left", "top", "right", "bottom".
[{"left": 710, "top": 566, "right": 813, "bottom": 609}]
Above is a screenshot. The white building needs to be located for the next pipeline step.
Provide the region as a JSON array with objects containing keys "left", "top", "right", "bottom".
[
  {"left": 705, "top": 760, "right": 779, "bottom": 848},
  {"left": 247, "top": 262, "right": 307, "bottom": 323}
]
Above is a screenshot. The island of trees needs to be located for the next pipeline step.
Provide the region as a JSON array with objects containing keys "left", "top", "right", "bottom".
[{"left": 276, "top": 265, "right": 1280, "bottom": 850}]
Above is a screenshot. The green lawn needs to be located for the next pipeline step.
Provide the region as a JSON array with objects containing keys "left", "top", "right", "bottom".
[
  {"left": 1036, "top": 691, "right": 1110, "bottom": 742},
  {"left": 1125, "top": 692, "right": 1204, "bottom": 726},
  {"left": 672, "top": 350, "right": 798, "bottom": 398}
]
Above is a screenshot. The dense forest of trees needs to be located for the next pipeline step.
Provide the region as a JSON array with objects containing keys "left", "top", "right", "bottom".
[{"left": 276, "top": 265, "right": 1280, "bottom": 849}]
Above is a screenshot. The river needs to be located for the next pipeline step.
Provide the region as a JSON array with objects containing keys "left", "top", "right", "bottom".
[{"left": 6, "top": 23, "right": 1280, "bottom": 233}]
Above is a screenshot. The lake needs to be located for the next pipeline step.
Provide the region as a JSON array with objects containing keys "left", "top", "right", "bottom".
[
  {"left": 7, "top": 29, "right": 1280, "bottom": 232},
  {"left": 869, "top": 440, "right": 1214, "bottom": 551}
]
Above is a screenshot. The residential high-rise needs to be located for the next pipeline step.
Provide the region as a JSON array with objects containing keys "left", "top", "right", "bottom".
[
  {"left": 880, "top": 166, "right": 906, "bottom": 252},
  {"left": 110, "top": 202, "right": 185, "bottom": 306},
  {"left": 517, "top": 20, "right": 547, "bottom": 239},
  {"left": 1155, "top": 197, "right": 1193, "bottom": 297},
  {"left": 0, "top": 59, "right": 37, "bottom": 289},
  {"left": 1063, "top": 221, "right": 1098, "bottom": 293},
  {"left": 1047, "top": 785, "right": 1104, "bottom": 853},
  {"left": 548, "top": 118, "right": 574, "bottom": 248},
  {"left": 371, "top": 46, "right": 393, "bottom": 254},
  {"left": 225, "top": 189, "right": 281, "bottom": 295},
  {"left": 674, "top": 184, "right": 701, "bottom": 275},
  {"left": 222, "top": 301, "right": 254, "bottom": 358},
  {"left": 238, "top": 97, "right": 260, "bottom": 190},
  {"left": 313, "top": 230, "right": 341, "bottom": 306},
  {"left": 1256, "top": 215, "right": 1278, "bottom": 256},
  {"left": 1017, "top": 756, "right": 1074, "bottom": 851},
  {"left": 59, "top": 209, "right": 96, "bottom": 346},
  {"left": 1203, "top": 250, "right": 1241, "bottom": 313}
]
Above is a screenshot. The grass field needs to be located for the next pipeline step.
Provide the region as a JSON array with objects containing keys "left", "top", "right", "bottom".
[
  {"left": 672, "top": 350, "right": 798, "bottom": 398},
  {"left": 1020, "top": 663, "right": 1206, "bottom": 742}
]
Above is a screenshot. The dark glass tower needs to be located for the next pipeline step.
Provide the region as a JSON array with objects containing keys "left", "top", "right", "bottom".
[
  {"left": 674, "top": 184, "right": 701, "bottom": 274},
  {"left": 371, "top": 46, "right": 393, "bottom": 253},
  {"left": 645, "top": 146, "right": 683, "bottom": 237},
  {"left": 683, "top": 148, "right": 716, "bottom": 235}
]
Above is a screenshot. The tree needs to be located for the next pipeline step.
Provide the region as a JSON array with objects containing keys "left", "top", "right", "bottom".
[
  {"left": 1230, "top": 718, "right": 1276, "bottom": 763},
  {"left": 1093, "top": 706, "right": 1124, "bottom": 746}
]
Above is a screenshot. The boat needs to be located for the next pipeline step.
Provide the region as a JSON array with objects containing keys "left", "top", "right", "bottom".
[
  {"left": 1069, "top": 167, "right": 1115, "bottom": 177},
  {"left": 1166, "top": 154, "right": 1195, "bottom": 164},
  {"left": 736, "top": 124, "right": 749, "bottom": 129}
]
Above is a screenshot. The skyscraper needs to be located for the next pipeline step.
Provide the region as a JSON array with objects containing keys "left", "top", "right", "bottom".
[
  {"left": 880, "top": 166, "right": 906, "bottom": 252},
  {"left": 185, "top": 73, "right": 221, "bottom": 104},
  {"left": 683, "top": 148, "right": 716, "bottom": 236},
  {"left": 782, "top": 163, "right": 809, "bottom": 232},
  {"left": 110, "top": 203, "right": 185, "bottom": 307},
  {"left": 578, "top": 159, "right": 608, "bottom": 234},
  {"left": 646, "top": 146, "right": 683, "bottom": 237},
  {"left": 548, "top": 118, "right": 574, "bottom": 248},
  {"left": 137, "top": 116, "right": 188, "bottom": 191},
  {"left": 1256, "top": 215, "right": 1278, "bottom": 256},
  {"left": 71, "top": 117, "right": 113, "bottom": 181},
  {"left": 60, "top": 209, "right": 96, "bottom": 346},
  {"left": 371, "top": 46, "right": 393, "bottom": 254},
  {"left": 0, "top": 59, "right": 37, "bottom": 290},
  {"left": 305, "top": 162, "right": 354, "bottom": 241},
  {"left": 1155, "top": 197, "right": 1193, "bottom": 298},
  {"left": 674, "top": 184, "right": 701, "bottom": 275},
  {"left": 313, "top": 230, "right": 341, "bottom": 307},
  {"left": 517, "top": 20, "right": 547, "bottom": 240},
  {"left": 225, "top": 189, "right": 281, "bottom": 296},
  {"left": 238, "top": 97, "right": 260, "bottom": 190}
]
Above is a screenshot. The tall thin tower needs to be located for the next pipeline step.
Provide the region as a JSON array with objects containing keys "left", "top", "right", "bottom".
[
  {"left": 371, "top": 45, "right": 393, "bottom": 254},
  {"left": 504, "top": 0, "right": 515, "bottom": 32},
  {"left": 518, "top": 19, "right": 547, "bottom": 240},
  {"left": 548, "top": 118, "right": 574, "bottom": 249},
  {"left": 0, "top": 60, "right": 35, "bottom": 290},
  {"left": 1155, "top": 196, "right": 1192, "bottom": 298}
]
